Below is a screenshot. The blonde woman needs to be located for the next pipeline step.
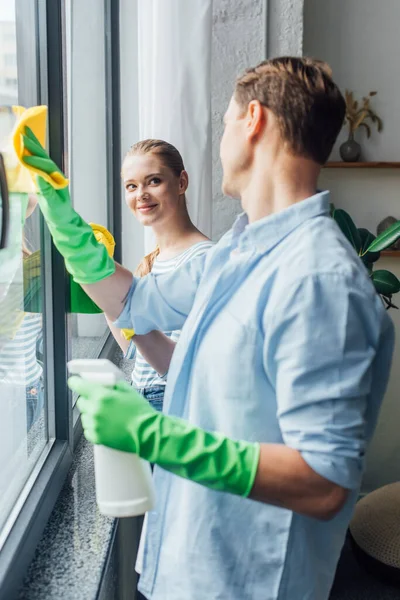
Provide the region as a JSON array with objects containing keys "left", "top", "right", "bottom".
[{"left": 107, "top": 139, "right": 212, "bottom": 410}]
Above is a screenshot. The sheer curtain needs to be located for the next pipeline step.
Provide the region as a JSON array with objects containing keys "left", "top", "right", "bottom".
[{"left": 137, "top": 0, "right": 213, "bottom": 252}]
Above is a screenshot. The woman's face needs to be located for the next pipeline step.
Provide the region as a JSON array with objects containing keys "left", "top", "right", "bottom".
[{"left": 122, "top": 153, "right": 188, "bottom": 227}]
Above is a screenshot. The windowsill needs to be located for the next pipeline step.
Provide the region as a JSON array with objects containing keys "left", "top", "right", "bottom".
[
  {"left": 18, "top": 436, "right": 116, "bottom": 600},
  {"left": 18, "top": 343, "right": 135, "bottom": 600}
]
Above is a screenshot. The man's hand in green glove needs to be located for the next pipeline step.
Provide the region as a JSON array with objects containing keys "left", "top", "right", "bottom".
[
  {"left": 20, "top": 126, "right": 116, "bottom": 285},
  {"left": 68, "top": 376, "right": 260, "bottom": 498}
]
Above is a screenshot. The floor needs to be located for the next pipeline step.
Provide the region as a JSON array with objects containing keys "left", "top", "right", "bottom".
[{"left": 329, "top": 536, "right": 400, "bottom": 599}]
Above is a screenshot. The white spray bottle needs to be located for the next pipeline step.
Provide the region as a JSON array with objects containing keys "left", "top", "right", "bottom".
[{"left": 67, "top": 358, "right": 155, "bottom": 517}]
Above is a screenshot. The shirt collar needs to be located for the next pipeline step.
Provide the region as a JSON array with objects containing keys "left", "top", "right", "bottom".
[{"left": 231, "top": 190, "right": 330, "bottom": 254}]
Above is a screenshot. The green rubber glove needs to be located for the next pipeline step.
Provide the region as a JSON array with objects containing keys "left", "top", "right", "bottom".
[
  {"left": 22, "top": 250, "right": 103, "bottom": 314},
  {"left": 68, "top": 377, "right": 260, "bottom": 497},
  {"left": 20, "top": 126, "right": 115, "bottom": 285}
]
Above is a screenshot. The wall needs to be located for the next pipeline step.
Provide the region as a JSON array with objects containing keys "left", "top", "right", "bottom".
[
  {"left": 267, "top": 0, "right": 304, "bottom": 58},
  {"left": 304, "top": 0, "right": 400, "bottom": 230},
  {"left": 363, "top": 256, "right": 400, "bottom": 493},
  {"left": 304, "top": 0, "right": 400, "bottom": 491},
  {"left": 211, "top": 0, "right": 306, "bottom": 240},
  {"left": 304, "top": 0, "right": 400, "bottom": 163},
  {"left": 211, "top": 0, "right": 266, "bottom": 240}
]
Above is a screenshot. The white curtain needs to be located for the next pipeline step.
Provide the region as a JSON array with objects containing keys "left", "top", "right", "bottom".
[{"left": 137, "top": 0, "right": 213, "bottom": 252}]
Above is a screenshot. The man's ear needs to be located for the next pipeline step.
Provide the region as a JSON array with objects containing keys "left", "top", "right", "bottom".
[
  {"left": 246, "top": 100, "right": 266, "bottom": 141},
  {"left": 179, "top": 170, "right": 189, "bottom": 194}
]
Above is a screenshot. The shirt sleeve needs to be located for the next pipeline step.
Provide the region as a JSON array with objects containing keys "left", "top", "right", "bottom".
[
  {"left": 113, "top": 251, "right": 207, "bottom": 334},
  {"left": 263, "top": 272, "right": 385, "bottom": 490}
]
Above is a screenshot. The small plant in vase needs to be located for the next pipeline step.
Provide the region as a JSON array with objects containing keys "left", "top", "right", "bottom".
[{"left": 340, "top": 90, "right": 383, "bottom": 162}]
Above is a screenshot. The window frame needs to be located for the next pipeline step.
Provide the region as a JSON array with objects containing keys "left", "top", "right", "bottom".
[{"left": 0, "top": 0, "right": 121, "bottom": 596}]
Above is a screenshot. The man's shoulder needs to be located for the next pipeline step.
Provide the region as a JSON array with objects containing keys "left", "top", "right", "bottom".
[
  {"left": 278, "top": 214, "right": 367, "bottom": 282},
  {"left": 260, "top": 214, "right": 387, "bottom": 323}
]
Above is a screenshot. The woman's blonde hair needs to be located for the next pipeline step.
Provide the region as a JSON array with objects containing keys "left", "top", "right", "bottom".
[
  {"left": 123, "top": 139, "right": 186, "bottom": 277},
  {"left": 134, "top": 246, "right": 160, "bottom": 277}
]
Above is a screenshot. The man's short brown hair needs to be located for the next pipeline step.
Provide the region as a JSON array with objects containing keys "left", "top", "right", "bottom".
[{"left": 234, "top": 57, "right": 345, "bottom": 165}]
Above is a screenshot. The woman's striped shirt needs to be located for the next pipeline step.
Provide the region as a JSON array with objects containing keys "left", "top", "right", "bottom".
[{"left": 127, "top": 241, "right": 213, "bottom": 389}]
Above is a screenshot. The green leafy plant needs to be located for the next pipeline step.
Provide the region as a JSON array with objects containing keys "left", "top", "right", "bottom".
[
  {"left": 331, "top": 204, "right": 400, "bottom": 309},
  {"left": 344, "top": 90, "right": 383, "bottom": 138}
]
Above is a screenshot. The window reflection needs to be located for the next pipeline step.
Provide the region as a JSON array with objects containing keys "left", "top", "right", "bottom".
[{"left": 0, "top": 1, "right": 48, "bottom": 536}]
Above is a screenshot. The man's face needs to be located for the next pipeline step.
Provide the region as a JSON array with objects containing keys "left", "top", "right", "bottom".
[{"left": 219, "top": 96, "right": 249, "bottom": 199}]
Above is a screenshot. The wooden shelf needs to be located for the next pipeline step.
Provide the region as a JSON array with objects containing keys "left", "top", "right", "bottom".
[
  {"left": 324, "top": 162, "right": 400, "bottom": 168},
  {"left": 381, "top": 250, "right": 400, "bottom": 257}
]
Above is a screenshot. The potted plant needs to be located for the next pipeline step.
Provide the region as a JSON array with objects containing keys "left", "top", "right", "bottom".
[
  {"left": 340, "top": 90, "right": 383, "bottom": 162},
  {"left": 331, "top": 205, "right": 400, "bottom": 308}
]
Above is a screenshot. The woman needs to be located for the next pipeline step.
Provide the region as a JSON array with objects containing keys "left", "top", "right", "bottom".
[
  {"left": 108, "top": 139, "right": 212, "bottom": 411},
  {"left": 15, "top": 112, "right": 212, "bottom": 412}
]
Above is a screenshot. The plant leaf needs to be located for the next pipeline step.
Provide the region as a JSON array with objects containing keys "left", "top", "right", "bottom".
[
  {"left": 372, "top": 270, "right": 400, "bottom": 296},
  {"left": 353, "top": 110, "right": 368, "bottom": 130},
  {"left": 365, "top": 220, "right": 400, "bottom": 253},
  {"left": 333, "top": 209, "right": 362, "bottom": 251},
  {"left": 358, "top": 228, "right": 380, "bottom": 262},
  {"left": 359, "top": 122, "right": 371, "bottom": 138},
  {"left": 363, "top": 261, "right": 373, "bottom": 276}
]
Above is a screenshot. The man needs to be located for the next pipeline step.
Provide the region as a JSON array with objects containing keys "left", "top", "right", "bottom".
[{"left": 17, "top": 58, "right": 394, "bottom": 599}]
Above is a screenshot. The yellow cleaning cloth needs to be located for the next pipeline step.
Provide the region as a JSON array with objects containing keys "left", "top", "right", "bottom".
[
  {"left": 90, "top": 223, "right": 116, "bottom": 257},
  {"left": 89, "top": 224, "right": 134, "bottom": 340},
  {"left": 12, "top": 105, "right": 68, "bottom": 190},
  {"left": 1, "top": 106, "right": 34, "bottom": 193}
]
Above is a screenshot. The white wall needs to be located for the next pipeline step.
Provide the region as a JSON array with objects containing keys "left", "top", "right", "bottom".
[
  {"left": 304, "top": 0, "right": 400, "bottom": 163},
  {"left": 304, "top": 0, "right": 400, "bottom": 491},
  {"left": 363, "top": 256, "right": 400, "bottom": 492},
  {"left": 304, "top": 0, "right": 400, "bottom": 228}
]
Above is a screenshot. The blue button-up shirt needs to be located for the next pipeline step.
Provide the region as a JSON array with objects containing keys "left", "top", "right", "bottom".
[{"left": 115, "top": 192, "right": 394, "bottom": 600}]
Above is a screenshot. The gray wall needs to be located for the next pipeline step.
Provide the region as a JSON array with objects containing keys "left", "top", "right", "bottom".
[
  {"left": 211, "top": 0, "right": 266, "bottom": 240},
  {"left": 211, "top": 0, "right": 305, "bottom": 240},
  {"left": 267, "top": 0, "right": 304, "bottom": 58}
]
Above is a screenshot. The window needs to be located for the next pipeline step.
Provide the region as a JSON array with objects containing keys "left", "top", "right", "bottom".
[
  {"left": 0, "top": 9, "right": 49, "bottom": 543},
  {"left": 65, "top": 0, "right": 110, "bottom": 375},
  {"left": 0, "top": 14, "right": 17, "bottom": 105},
  {"left": 4, "top": 54, "right": 16, "bottom": 67},
  {"left": 63, "top": 0, "right": 121, "bottom": 418},
  {"left": 0, "top": 0, "right": 121, "bottom": 596}
]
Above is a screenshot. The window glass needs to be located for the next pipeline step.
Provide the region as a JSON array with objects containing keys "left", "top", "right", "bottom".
[
  {"left": 65, "top": 0, "right": 110, "bottom": 376},
  {"left": 0, "top": 1, "right": 48, "bottom": 538}
]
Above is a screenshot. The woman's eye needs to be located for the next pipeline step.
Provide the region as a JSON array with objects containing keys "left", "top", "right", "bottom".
[
  {"left": 150, "top": 177, "right": 161, "bottom": 185},
  {"left": 126, "top": 183, "right": 136, "bottom": 191}
]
